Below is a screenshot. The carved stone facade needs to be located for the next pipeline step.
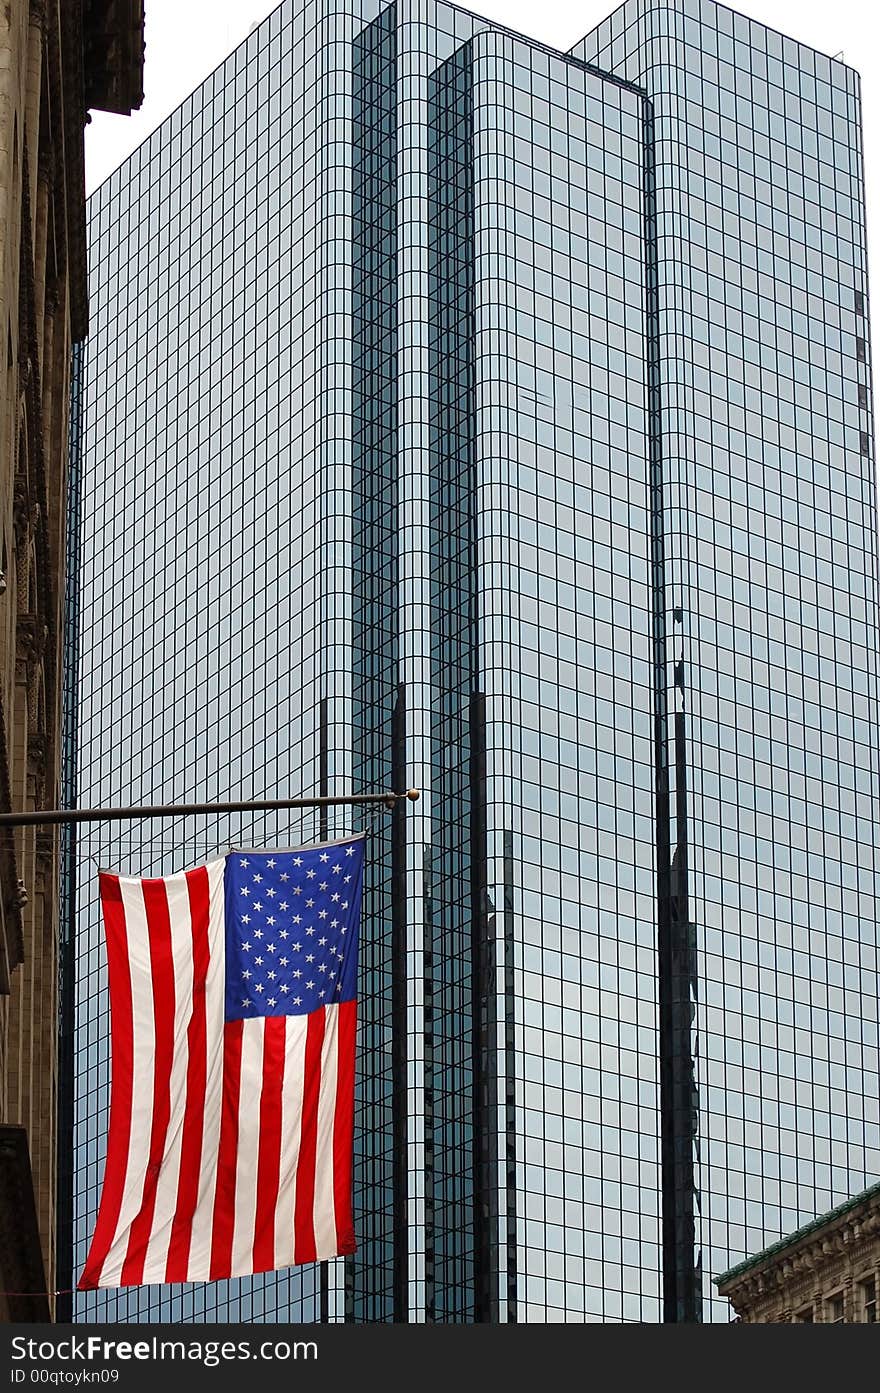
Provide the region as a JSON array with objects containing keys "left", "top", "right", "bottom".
[
  {"left": 716, "top": 1181, "right": 880, "bottom": 1323},
  {"left": 0, "top": 0, "right": 143, "bottom": 1322}
]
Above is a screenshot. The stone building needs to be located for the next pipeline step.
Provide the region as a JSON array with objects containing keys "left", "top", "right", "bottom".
[
  {"left": 716, "top": 1181, "right": 880, "bottom": 1322},
  {"left": 0, "top": 0, "right": 143, "bottom": 1322}
]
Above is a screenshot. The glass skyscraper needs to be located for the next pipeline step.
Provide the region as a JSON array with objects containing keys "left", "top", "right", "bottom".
[{"left": 66, "top": 0, "right": 879, "bottom": 1323}]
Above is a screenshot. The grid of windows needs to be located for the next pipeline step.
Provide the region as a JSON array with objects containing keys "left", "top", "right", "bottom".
[
  {"left": 69, "top": 0, "right": 879, "bottom": 1324},
  {"left": 575, "top": 0, "right": 880, "bottom": 1319},
  {"left": 350, "top": 3, "right": 401, "bottom": 1321},
  {"left": 467, "top": 30, "right": 658, "bottom": 1321},
  {"left": 427, "top": 38, "right": 483, "bottom": 1321}
]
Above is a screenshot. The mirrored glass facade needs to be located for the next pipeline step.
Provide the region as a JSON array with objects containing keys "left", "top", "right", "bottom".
[
  {"left": 67, "top": 0, "right": 878, "bottom": 1323},
  {"left": 573, "top": 0, "right": 880, "bottom": 1321}
]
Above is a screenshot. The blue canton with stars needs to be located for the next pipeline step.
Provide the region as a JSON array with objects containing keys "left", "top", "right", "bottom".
[{"left": 223, "top": 837, "right": 364, "bottom": 1021}]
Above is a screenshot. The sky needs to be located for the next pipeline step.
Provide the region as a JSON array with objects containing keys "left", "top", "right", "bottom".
[{"left": 85, "top": 0, "right": 878, "bottom": 341}]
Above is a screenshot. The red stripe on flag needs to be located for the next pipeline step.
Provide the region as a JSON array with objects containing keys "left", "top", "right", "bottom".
[
  {"left": 209, "top": 1018, "right": 244, "bottom": 1280},
  {"left": 252, "top": 1016, "right": 286, "bottom": 1273},
  {"left": 164, "top": 865, "right": 212, "bottom": 1282},
  {"left": 333, "top": 999, "right": 357, "bottom": 1255},
  {"left": 121, "top": 879, "right": 177, "bottom": 1284},
  {"left": 78, "top": 876, "right": 133, "bottom": 1290},
  {"left": 293, "top": 1007, "right": 326, "bottom": 1265}
]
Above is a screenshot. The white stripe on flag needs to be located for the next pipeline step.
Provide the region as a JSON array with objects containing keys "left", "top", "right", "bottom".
[
  {"left": 274, "top": 1015, "right": 309, "bottom": 1270},
  {"left": 230, "top": 1018, "right": 266, "bottom": 1277},
  {"left": 180, "top": 859, "right": 227, "bottom": 1281},
  {"left": 313, "top": 1003, "right": 340, "bottom": 1259},
  {"left": 140, "top": 872, "right": 194, "bottom": 1281},
  {"left": 99, "top": 878, "right": 156, "bottom": 1286}
]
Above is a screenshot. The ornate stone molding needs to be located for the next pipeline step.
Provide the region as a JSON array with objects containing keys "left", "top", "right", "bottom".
[
  {"left": 44, "top": 280, "right": 60, "bottom": 318},
  {"left": 15, "top": 614, "right": 46, "bottom": 671},
  {"left": 36, "top": 146, "right": 53, "bottom": 188},
  {"left": 27, "top": 732, "right": 47, "bottom": 784},
  {"left": 12, "top": 476, "right": 31, "bottom": 545},
  {"left": 28, "top": 1, "right": 49, "bottom": 34},
  {"left": 35, "top": 843, "right": 56, "bottom": 877}
]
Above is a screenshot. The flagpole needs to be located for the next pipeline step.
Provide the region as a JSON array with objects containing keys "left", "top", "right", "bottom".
[{"left": 0, "top": 790, "right": 420, "bottom": 828}]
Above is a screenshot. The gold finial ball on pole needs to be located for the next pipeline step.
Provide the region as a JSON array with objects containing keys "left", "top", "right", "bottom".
[{"left": 384, "top": 789, "right": 420, "bottom": 810}]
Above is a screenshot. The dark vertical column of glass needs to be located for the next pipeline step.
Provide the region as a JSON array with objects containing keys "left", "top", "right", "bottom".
[
  {"left": 390, "top": 682, "right": 408, "bottom": 1319},
  {"left": 349, "top": 5, "right": 400, "bottom": 1323},
  {"left": 469, "top": 691, "right": 496, "bottom": 1320},
  {"left": 643, "top": 101, "right": 700, "bottom": 1323},
  {"left": 501, "top": 830, "right": 517, "bottom": 1320},
  {"left": 427, "top": 44, "right": 497, "bottom": 1323},
  {"left": 56, "top": 339, "right": 84, "bottom": 1323}
]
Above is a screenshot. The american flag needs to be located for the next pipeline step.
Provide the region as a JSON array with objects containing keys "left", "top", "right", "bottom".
[{"left": 79, "top": 836, "right": 363, "bottom": 1289}]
